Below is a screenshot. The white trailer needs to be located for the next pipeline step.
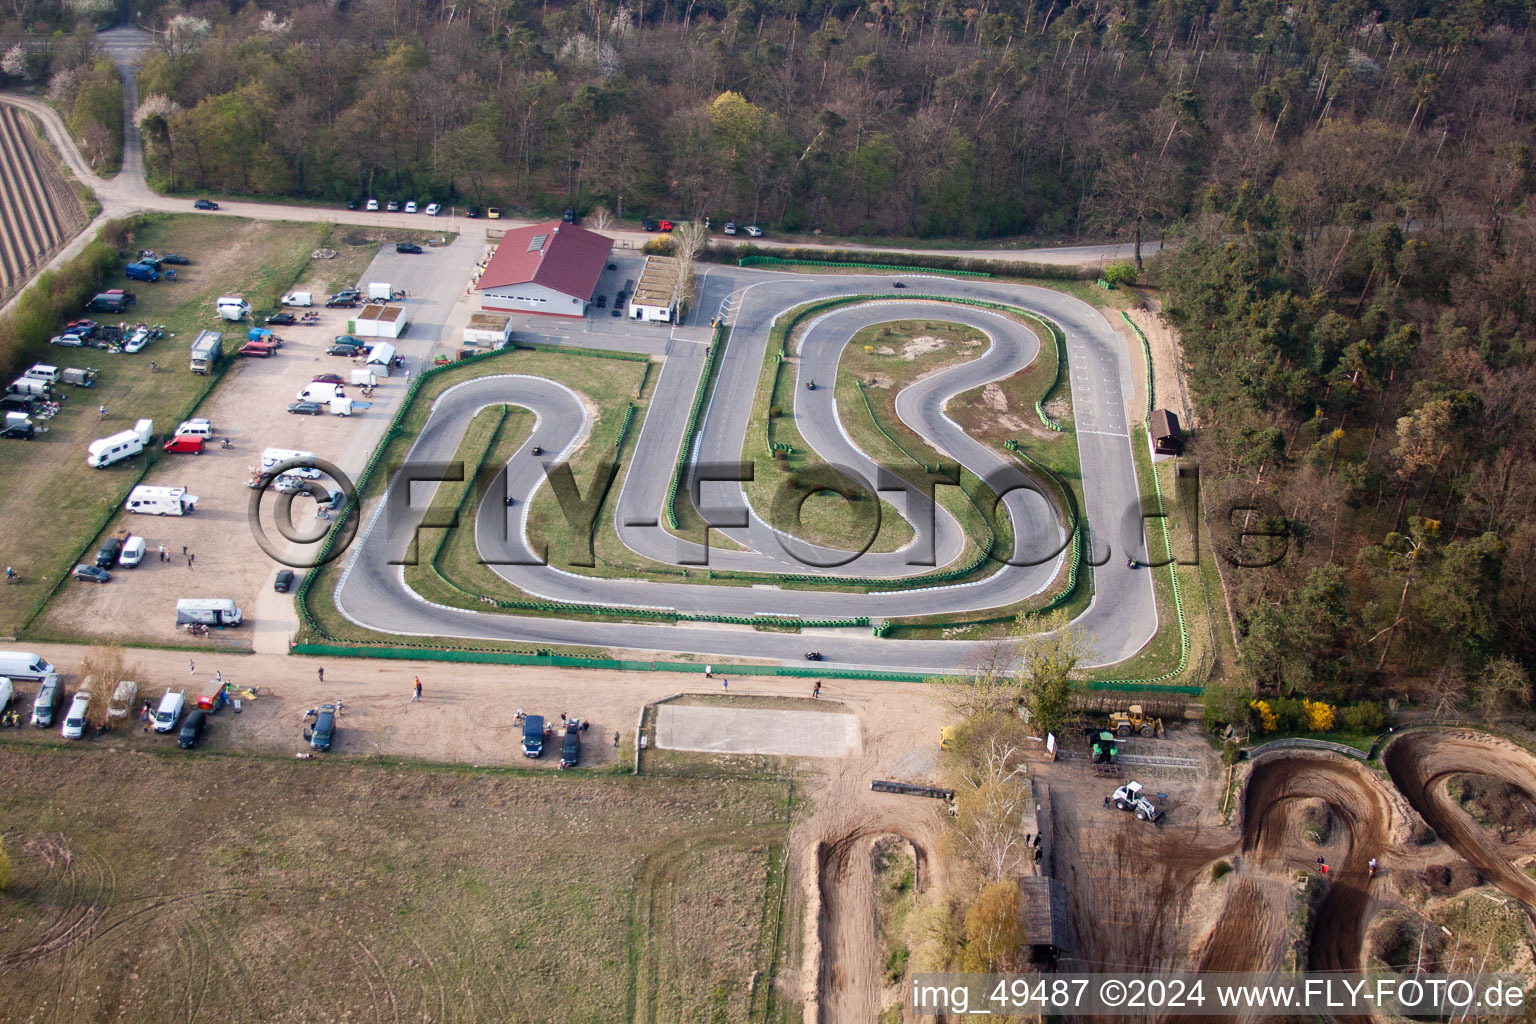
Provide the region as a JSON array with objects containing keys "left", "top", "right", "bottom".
[
  {"left": 87, "top": 429, "right": 144, "bottom": 468},
  {"left": 125, "top": 485, "right": 198, "bottom": 515},
  {"left": 330, "top": 396, "right": 353, "bottom": 416},
  {"left": 0, "top": 651, "right": 56, "bottom": 681},
  {"left": 175, "top": 598, "right": 243, "bottom": 628},
  {"left": 133, "top": 418, "right": 152, "bottom": 444},
  {"left": 367, "top": 282, "right": 392, "bottom": 301},
  {"left": 260, "top": 448, "right": 321, "bottom": 479},
  {"left": 216, "top": 296, "right": 251, "bottom": 321},
  {"left": 349, "top": 369, "right": 377, "bottom": 387}
]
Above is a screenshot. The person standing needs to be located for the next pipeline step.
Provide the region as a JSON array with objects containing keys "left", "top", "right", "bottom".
[
  {"left": 412, "top": 677, "right": 422, "bottom": 702},
  {"left": 188, "top": 658, "right": 195, "bottom": 675},
  {"left": 722, "top": 677, "right": 728, "bottom": 690},
  {"left": 813, "top": 681, "right": 821, "bottom": 699},
  {"left": 317, "top": 667, "right": 324, "bottom": 683},
  {"left": 98, "top": 405, "right": 107, "bottom": 419},
  {"left": 187, "top": 553, "right": 195, "bottom": 568}
]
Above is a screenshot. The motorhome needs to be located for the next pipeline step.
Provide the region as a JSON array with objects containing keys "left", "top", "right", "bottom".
[
  {"left": 87, "top": 429, "right": 145, "bottom": 468},
  {"left": 175, "top": 598, "right": 243, "bottom": 628},
  {"left": 189, "top": 330, "right": 223, "bottom": 374},
  {"left": 124, "top": 485, "right": 198, "bottom": 516},
  {"left": 0, "top": 651, "right": 57, "bottom": 681}
]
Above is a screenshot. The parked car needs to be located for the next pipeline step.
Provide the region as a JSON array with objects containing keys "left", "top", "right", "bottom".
[
  {"left": 163, "top": 435, "right": 205, "bottom": 454},
  {"left": 288, "top": 402, "right": 325, "bottom": 416},
  {"left": 486, "top": 207, "right": 501, "bottom": 219},
  {"left": 660, "top": 219, "right": 674, "bottom": 232},
  {"left": 333, "top": 333, "right": 365, "bottom": 347},
  {"left": 745, "top": 225, "right": 764, "bottom": 237},
  {"left": 274, "top": 569, "right": 294, "bottom": 592},
  {"left": 425, "top": 203, "right": 441, "bottom": 216},
  {"left": 0, "top": 422, "right": 35, "bottom": 440},
  {"left": 32, "top": 675, "right": 65, "bottom": 727},
  {"left": 72, "top": 564, "right": 110, "bottom": 583},
  {"left": 595, "top": 294, "right": 607, "bottom": 308},
  {"left": 95, "top": 537, "right": 123, "bottom": 568},
  {"left": 386, "top": 200, "right": 400, "bottom": 212},
  {"left": 51, "top": 333, "right": 85, "bottom": 347},
  {"left": 562, "top": 207, "right": 576, "bottom": 223},
  {"left": 177, "top": 709, "right": 207, "bottom": 748},
  {"left": 153, "top": 690, "right": 185, "bottom": 733},
  {"left": 61, "top": 692, "right": 90, "bottom": 739},
  {"left": 366, "top": 198, "right": 379, "bottom": 211},
  {"left": 325, "top": 295, "right": 359, "bottom": 308},
  {"left": 193, "top": 199, "right": 219, "bottom": 210},
  {"left": 122, "top": 327, "right": 153, "bottom": 353},
  {"left": 119, "top": 536, "right": 147, "bottom": 566},
  {"left": 404, "top": 200, "right": 418, "bottom": 213},
  {"left": 395, "top": 242, "right": 423, "bottom": 254},
  {"left": 723, "top": 222, "right": 738, "bottom": 235},
  {"left": 560, "top": 726, "right": 581, "bottom": 768},
  {"left": 311, "top": 373, "right": 346, "bottom": 384},
  {"left": 466, "top": 206, "right": 482, "bottom": 218},
  {"left": 266, "top": 312, "right": 297, "bottom": 325},
  {"left": 328, "top": 343, "right": 365, "bottom": 357},
  {"left": 641, "top": 219, "right": 658, "bottom": 231},
  {"left": 66, "top": 319, "right": 97, "bottom": 337},
  {"left": 306, "top": 703, "right": 336, "bottom": 750},
  {"left": 158, "top": 253, "right": 190, "bottom": 266},
  {"left": 239, "top": 340, "right": 278, "bottom": 358}
]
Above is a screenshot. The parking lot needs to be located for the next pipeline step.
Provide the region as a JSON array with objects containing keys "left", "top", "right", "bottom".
[{"left": 33, "top": 235, "right": 484, "bottom": 648}]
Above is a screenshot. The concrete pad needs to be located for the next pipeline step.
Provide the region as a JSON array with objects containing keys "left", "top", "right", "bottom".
[{"left": 655, "top": 704, "right": 860, "bottom": 758}]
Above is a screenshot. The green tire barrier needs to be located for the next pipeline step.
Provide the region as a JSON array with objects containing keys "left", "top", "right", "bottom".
[
  {"left": 1029, "top": 313, "right": 1068, "bottom": 432},
  {"left": 613, "top": 402, "right": 636, "bottom": 449},
  {"left": 664, "top": 323, "right": 724, "bottom": 529},
  {"left": 1121, "top": 311, "right": 1154, "bottom": 420},
  {"left": 739, "top": 255, "right": 990, "bottom": 278}
]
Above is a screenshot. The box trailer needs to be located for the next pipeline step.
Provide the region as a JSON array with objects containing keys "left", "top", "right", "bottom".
[
  {"left": 216, "top": 296, "right": 250, "bottom": 321},
  {"left": 175, "top": 598, "right": 243, "bottom": 628},
  {"left": 61, "top": 367, "right": 98, "bottom": 387},
  {"left": 125, "top": 485, "right": 198, "bottom": 515},
  {"left": 281, "top": 291, "right": 313, "bottom": 307},
  {"left": 367, "top": 282, "right": 392, "bottom": 301},
  {"left": 330, "top": 396, "right": 353, "bottom": 416},
  {"left": 349, "top": 369, "right": 377, "bottom": 387},
  {"left": 87, "top": 429, "right": 145, "bottom": 468},
  {"left": 189, "top": 330, "right": 223, "bottom": 373}
]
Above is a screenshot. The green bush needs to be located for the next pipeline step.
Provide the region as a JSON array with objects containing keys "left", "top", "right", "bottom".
[
  {"left": 1341, "top": 701, "right": 1387, "bottom": 733},
  {"left": 1103, "top": 262, "right": 1140, "bottom": 286},
  {"left": 1211, "top": 860, "right": 1232, "bottom": 881},
  {"left": 1270, "top": 697, "right": 1307, "bottom": 732}
]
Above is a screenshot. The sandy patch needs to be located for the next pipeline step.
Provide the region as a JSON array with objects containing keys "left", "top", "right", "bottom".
[
  {"left": 864, "top": 375, "right": 895, "bottom": 389},
  {"left": 875, "top": 346, "right": 895, "bottom": 355},
  {"left": 901, "top": 336, "right": 947, "bottom": 361}
]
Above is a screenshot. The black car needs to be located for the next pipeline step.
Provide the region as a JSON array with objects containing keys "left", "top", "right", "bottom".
[
  {"left": 333, "top": 333, "right": 365, "bottom": 347},
  {"left": 274, "top": 569, "right": 295, "bottom": 592},
  {"left": 559, "top": 727, "right": 580, "bottom": 769},
  {"left": 562, "top": 207, "right": 576, "bottom": 223},
  {"left": 72, "top": 564, "right": 110, "bottom": 583},
  {"left": 465, "top": 206, "right": 481, "bottom": 219},
  {"left": 595, "top": 294, "right": 606, "bottom": 308},
  {"left": 288, "top": 402, "right": 325, "bottom": 416},
  {"left": 193, "top": 199, "right": 219, "bottom": 210},
  {"left": 160, "top": 253, "right": 191, "bottom": 265},
  {"left": 96, "top": 537, "right": 123, "bottom": 568},
  {"left": 177, "top": 709, "right": 207, "bottom": 748},
  {"left": 325, "top": 290, "right": 361, "bottom": 308},
  {"left": 306, "top": 703, "right": 336, "bottom": 750},
  {"left": 641, "top": 219, "right": 658, "bottom": 231},
  {"left": 346, "top": 199, "right": 359, "bottom": 210},
  {"left": 893, "top": 281, "right": 906, "bottom": 288},
  {"left": 328, "top": 344, "right": 365, "bottom": 356},
  {"left": 266, "top": 312, "right": 297, "bottom": 325},
  {"left": 395, "top": 242, "right": 423, "bottom": 254}
]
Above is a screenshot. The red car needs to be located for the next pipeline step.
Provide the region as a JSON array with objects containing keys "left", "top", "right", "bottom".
[
  {"left": 311, "top": 373, "right": 345, "bottom": 384},
  {"left": 659, "top": 220, "right": 674, "bottom": 232}
]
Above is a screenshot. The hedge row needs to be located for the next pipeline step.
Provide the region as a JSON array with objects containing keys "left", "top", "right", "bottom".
[{"left": 705, "top": 242, "right": 1095, "bottom": 281}]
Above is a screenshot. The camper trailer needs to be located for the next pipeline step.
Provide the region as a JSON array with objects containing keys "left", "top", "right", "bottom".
[
  {"left": 87, "top": 424, "right": 150, "bottom": 468},
  {"left": 175, "top": 598, "right": 243, "bottom": 628},
  {"left": 189, "top": 330, "right": 223, "bottom": 374},
  {"left": 259, "top": 448, "right": 322, "bottom": 480},
  {"left": 124, "top": 485, "right": 198, "bottom": 516}
]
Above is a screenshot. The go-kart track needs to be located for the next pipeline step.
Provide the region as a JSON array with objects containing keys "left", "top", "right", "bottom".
[{"left": 333, "top": 272, "right": 1158, "bottom": 672}]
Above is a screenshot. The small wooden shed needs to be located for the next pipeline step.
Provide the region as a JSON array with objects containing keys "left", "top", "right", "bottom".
[
  {"left": 1016, "top": 876, "right": 1071, "bottom": 962},
  {"left": 1150, "top": 408, "right": 1185, "bottom": 455}
]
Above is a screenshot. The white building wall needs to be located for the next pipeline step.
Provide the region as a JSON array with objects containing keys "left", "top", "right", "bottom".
[{"left": 481, "top": 282, "right": 586, "bottom": 317}]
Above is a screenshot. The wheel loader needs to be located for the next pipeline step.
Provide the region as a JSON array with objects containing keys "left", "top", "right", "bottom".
[
  {"left": 1108, "top": 780, "right": 1165, "bottom": 825},
  {"left": 1109, "top": 704, "right": 1165, "bottom": 738}
]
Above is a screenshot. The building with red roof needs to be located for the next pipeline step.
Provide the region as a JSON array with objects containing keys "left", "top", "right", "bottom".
[{"left": 475, "top": 221, "right": 613, "bottom": 318}]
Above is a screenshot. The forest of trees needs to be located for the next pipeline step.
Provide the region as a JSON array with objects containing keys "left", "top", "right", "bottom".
[{"left": 0, "top": 0, "right": 1531, "bottom": 709}]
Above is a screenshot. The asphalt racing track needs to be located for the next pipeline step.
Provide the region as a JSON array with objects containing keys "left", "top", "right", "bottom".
[{"left": 334, "top": 271, "right": 1157, "bottom": 672}]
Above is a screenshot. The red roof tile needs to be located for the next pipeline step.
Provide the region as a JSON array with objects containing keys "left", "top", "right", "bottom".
[{"left": 476, "top": 221, "right": 613, "bottom": 300}]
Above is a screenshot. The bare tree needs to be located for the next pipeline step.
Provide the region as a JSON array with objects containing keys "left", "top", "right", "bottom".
[
  {"left": 78, "top": 644, "right": 144, "bottom": 730},
  {"left": 953, "top": 737, "right": 1031, "bottom": 881},
  {"left": 670, "top": 219, "right": 709, "bottom": 314},
  {"left": 589, "top": 204, "right": 613, "bottom": 231},
  {"left": 937, "top": 640, "right": 1017, "bottom": 717}
]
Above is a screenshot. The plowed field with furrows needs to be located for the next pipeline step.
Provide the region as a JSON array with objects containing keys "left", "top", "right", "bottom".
[{"left": 0, "top": 104, "right": 87, "bottom": 305}]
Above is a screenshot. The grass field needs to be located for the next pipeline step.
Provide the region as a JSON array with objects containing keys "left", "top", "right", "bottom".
[
  {"left": 0, "top": 214, "right": 337, "bottom": 638},
  {"left": 0, "top": 744, "right": 796, "bottom": 1024}
]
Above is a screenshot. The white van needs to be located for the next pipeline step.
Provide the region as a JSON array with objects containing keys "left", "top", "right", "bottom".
[
  {"left": 24, "top": 364, "right": 60, "bottom": 384},
  {"left": 281, "top": 291, "right": 313, "bottom": 307},
  {"left": 216, "top": 296, "right": 251, "bottom": 321},
  {"left": 175, "top": 418, "right": 213, "bottom": 438},
  {"left": 87, "top": 430, "right": 146, "bottom": 468},
  {"left": 0, "top": 676, "right": 13, "bottom": 714},
  {"left": 0, "top": 651, "right": 56, "bottom": 681},
  {"left": 119, "top": 536, "right": 147, "bottom": 566},
  {"left": 296, "top": 382, "right": 343, "bottom": 403},
  {"left": 125, "top": 485, "right": 198, "bottom": 516},
  {"left": 9, "top": 377, "right": 49, "bottom": 397},
  {"left": 153, "top": 690, "right": 185, "bottom": 732},
  {"left": 260, "top": 448, "right": 321, "bottom": 479},
  {"left": 175, "top": 598, "right": 243, "bottom": 628},
  {"left": 62, "top": 692, "right": 90, "bottom": 739}
]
